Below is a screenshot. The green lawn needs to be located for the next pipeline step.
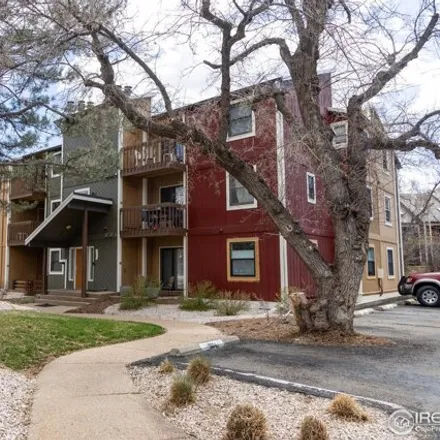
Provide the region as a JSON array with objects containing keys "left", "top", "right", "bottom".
[{"left": 0, "top": 312, "right": 164, "bottom": 371}]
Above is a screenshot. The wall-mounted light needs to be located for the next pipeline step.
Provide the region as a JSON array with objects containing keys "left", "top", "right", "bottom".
[{"left": 65, "top": 224, "right": 72, "bottom": 230}]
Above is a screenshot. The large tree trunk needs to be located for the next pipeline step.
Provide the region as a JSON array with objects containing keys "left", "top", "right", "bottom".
[{"left": 295, "top": 214, "right": 369, "bottom": 333}]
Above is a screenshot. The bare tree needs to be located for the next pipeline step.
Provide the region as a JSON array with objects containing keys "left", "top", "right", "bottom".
[{"left": 9, "top": 0, "right": 440, "bottom": 333}]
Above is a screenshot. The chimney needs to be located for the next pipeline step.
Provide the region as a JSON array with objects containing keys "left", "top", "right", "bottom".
[
  {"left": 77, "top": 100, "right": 86, "bottom": 112},
  {"left": 87, "top": 101, "right": 94, "bottom": 109},
  {"left": 124, "top": 86, "right": 132, "bottom": 96},
  {"left": 65, "top": 101, "right": 75, "bottom": 113}
]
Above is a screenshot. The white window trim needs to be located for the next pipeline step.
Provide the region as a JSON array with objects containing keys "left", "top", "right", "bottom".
[
  {"left": 68, "top": 247, "right": 75, "bottom": 281},
  {"left": 73, "top": 187, "right": 90, "bottom": 195},
  {"left": 48, "top": 248, "right": 64, "bottom": 275},
  {"left": 50, "top": 198, "right": 62, "bottom": 214},
  {"left": 68, "top": 246, "right": 94, "bottom": 283},
  {"left": 306, "top": 172, "right": 316, "bottom": 204},
  {"left": 88, "top": 246, "right": 94, "bottom": 282},
  {"left": 226, "top": 102, "right": 256, "bottom": 142},
  {"left": 367, "top": 245, "right": 376, "bottom": 278},
  {"left": 384, "top": 194, "right": 392, "bottom": 226},
  {"left": 366, "top": 185, "right": 374, "bottom": 220},
  {"left": 331, "top": 121, "right": 348, "bottom": 149},
  {"left": 226, "top": 167, "right": 258, "bottom": 211},
  {"left": 50, "top": 152, "right": 62, "bottom": 178},
  {"left": 386, "top": 247, "right": 395, "bottom": 279}
]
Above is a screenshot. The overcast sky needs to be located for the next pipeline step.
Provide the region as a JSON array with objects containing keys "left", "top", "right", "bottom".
[{"left": 52, "top": 0, "right": 440, "bottom": 190}]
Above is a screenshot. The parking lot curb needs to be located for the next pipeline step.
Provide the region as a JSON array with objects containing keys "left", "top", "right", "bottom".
[
  {"left": 354, "top": 308, "right": 375, "bottom": 317},
  {"left": 375, "top": 303, "right": 398, "bottom": 311},
  {"left": 355, "top": 294, "right": 411, "bottom": 311},
  {"left": 168, "top": 336, "right": 240, "bottom": 357}
]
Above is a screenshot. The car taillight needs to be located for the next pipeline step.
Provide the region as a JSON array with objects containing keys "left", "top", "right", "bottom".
[{"left": 406, "top": 277, "right": 413, "bottom": 283}]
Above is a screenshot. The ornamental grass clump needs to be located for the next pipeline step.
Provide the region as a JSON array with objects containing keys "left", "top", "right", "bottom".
[
  {"left": 187, "top": 356, "right": 211, "bottom": 385},
  {"left": 298, "top": 416, "right": 330, "bottom": 440},
  {"left": 169, "top": 374, "right": 195, "bottom": 407},
  {"left": 223, "top": 403, "right": 268, "bottom": 440},
  {"left": 328, "top": 393, "right": 369, "bottom": 421},
  {"left": 158, "top": 358, "right": 175, "bottom": 374}
]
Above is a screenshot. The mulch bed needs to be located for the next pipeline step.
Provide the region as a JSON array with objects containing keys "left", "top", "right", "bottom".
[{"left": 208, "top": 317, "right": 392, "bottom": 346}]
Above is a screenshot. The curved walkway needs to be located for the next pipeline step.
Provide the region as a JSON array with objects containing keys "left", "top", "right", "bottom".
[{"left": 28, "top": 315, "right": 222, "bottom": 440}]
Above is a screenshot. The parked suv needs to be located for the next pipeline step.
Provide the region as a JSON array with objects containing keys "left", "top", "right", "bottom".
[{"left": 398, "top": 273, "right": 440, "bottom": 307}]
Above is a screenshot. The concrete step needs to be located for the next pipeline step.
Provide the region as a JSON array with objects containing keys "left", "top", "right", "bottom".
[
  {"left": 48, "top": 290, "right": 82, "bottom": 297},
  {"left": 87, "top": 292, "right": 116, "bottom": 299},
  {"left": 34, "top": 298, "right": 91, "bottom": 308},
  {"left": 37, "top": 295, "right": 97, "bottom": 303},
  {"left": 155, "top": 296, "right": 182, "bottom": 305}
]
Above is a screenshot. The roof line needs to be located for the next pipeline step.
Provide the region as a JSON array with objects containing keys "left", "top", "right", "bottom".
[{"left": 24, "top": 193, "right": 113, "bottom": 246}]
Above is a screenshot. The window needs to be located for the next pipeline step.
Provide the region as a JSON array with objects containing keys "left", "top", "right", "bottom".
[
  {"left": 160, "top": 185, "right": 184, "bottom": 204},
  {"left": 384, "top": 195, "right": 392, "bottom": 225},
  {"left": 228, "top": 104, "right": 254, "bottom": 139},
  {"left": 74, "top": 188, "right": 90, "bottom": 195},
  {"left": 366, "top": 186, "right": 373, "bottom": 220},
  {"left": 382, "top": 151, "right": 389, "bottom": 171},
  {"left": 50, "top": 199, "right": 61, "bottom": 214},
  {"left": 367, "top": 246, "right": 376, "bottom": 277},
  {"left": 50, "top": 152, "right": 62, "bottom": 178},
  {"left": 387, "top": 248, "right": 395, "bottom": 278},
  {"left": 331, "top": 121, "right": 348, "bottom": 149},
  {"left": 49, "top": 249, "right": 63, "bottom": 275},
  {"left": 226, "top": 171, "right": 257, "bottom": 210},
  {"left": 307, "top": 173, "right": 316, "bottom": 204},
  {"left": 227, "top": 238, "right": 260, "bottom": 282}
]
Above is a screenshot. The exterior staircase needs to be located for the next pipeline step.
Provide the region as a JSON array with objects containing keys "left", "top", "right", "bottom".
[{"left": 35, "top": 290, "right": 114, "bottom": 307}]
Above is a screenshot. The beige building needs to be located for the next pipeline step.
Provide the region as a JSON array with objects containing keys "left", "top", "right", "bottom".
[{"left": 362, "top": 149, "right": 403, "bottom": 294}]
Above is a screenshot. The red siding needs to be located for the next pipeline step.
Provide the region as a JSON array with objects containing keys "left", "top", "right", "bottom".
[
  {"left": 186, "top": 75, "right": 336, "bottom": 300},
  {"left": 283, "top": 73, "right": 336, "bottom": 293},
  {"left": 186, "top": 99, "right": 281, "bottom": 299},
  {"left": 188, "top": 232, "right": 280, "bottom": 301},
  {"left": 286, "top": 234, "right": 334, "bottom": 297}
]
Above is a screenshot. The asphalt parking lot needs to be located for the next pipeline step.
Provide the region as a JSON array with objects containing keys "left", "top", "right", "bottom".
[{"left": 182, "top": 305, "right": 440, "bottom": 412}]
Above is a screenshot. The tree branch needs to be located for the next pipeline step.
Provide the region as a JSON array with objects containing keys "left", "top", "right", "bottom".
[
  {"left": 203, "top": 37, "right": 289, "bottom": 69},
  {"left": 99, "top": 25, "right": 174, "bottom": 116},
  {"left": 351, "top": 12, "right": 439, "bottom": 106}
]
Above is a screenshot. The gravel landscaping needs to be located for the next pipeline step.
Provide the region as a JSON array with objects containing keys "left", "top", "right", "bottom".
[
  {"left": 130, "top": 366, "right": 416, "bottom": 440},
  {"left": 0, "top": 368, "right": 35, "bottom": 440},
  {"left": 105, "top": 302, "right": 277, "bottom": 323}
]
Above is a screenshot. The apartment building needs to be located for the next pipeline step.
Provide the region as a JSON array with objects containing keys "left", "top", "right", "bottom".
[{"left": 1, "top": 77, "right": 403, "bottom": 300}]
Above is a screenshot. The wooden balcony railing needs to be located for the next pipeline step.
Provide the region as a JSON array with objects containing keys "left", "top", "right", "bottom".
[
  {"left": 10, "top": 173, "right": 46, "bottom": 200},
  {"left": 8, "top": 220, "right": 42, "bottom": 245},
  {"left": 121, "top": 203, "right": 186, "bottom": 237},
  {"left": 121, "top": 139, "right": 185, "bottom": 177}
]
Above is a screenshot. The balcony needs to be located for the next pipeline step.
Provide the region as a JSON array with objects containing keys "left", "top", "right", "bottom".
[
  {"left": 8, "top": 220, "right": 42, "bottom": 246},
  {"left": 121, "top": 203, "right": 186, "bottom": 238},
  {"left": 121, "top": 139, "right": 185, "bottom": 178},
  {"left": 10, "top": 173, "right": 46, "bottom": 201}
]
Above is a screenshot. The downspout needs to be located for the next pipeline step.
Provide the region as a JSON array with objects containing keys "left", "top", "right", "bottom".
[{"left": 394, "top": 166, "right": 404, "bottom": 277}]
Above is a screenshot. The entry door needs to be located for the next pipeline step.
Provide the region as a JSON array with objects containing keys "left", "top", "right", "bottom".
[
  {"left": 75, "top": 248, "right": 83, "bottom": 290},
  {"left": 160, "top": 248, "right": 184, "bottom": 290}
]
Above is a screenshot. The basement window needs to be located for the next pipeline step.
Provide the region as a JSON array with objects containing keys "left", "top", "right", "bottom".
[{"left": 227, "top": 238, "right": 260, "bottom": 282}]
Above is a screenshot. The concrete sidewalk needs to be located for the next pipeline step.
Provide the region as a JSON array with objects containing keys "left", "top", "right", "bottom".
[
  {"left": 355, "top": 291, "right": 408, "bottom": 310},
  {"left": 28, "top": 317, "right": 223, "bottom": 440}
]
